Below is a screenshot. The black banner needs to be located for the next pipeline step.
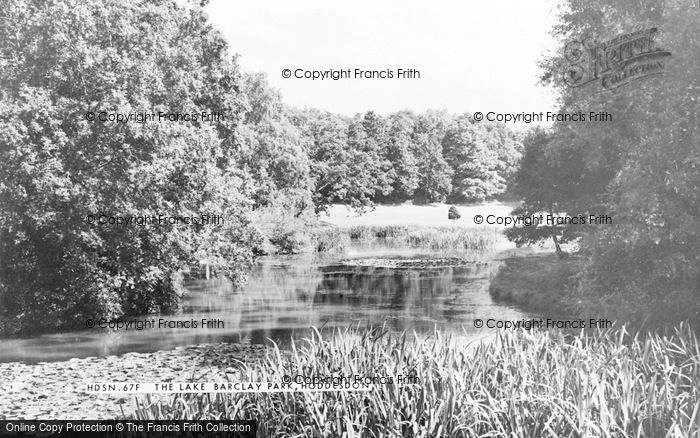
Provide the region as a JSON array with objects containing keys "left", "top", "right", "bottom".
[{"left": 0, "top": 421, "right": 256, "bottom": 438}]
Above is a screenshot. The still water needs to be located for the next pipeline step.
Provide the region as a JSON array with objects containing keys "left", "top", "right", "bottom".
[{"left": 0, "top": 243, "right": 533, "bottom": 363}]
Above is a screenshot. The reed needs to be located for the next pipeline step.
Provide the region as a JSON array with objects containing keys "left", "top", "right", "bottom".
[
  {"left": 132, "top": 324, "right": 700, "bottom": 437},
  {"left": 344, "top": 225, "right": 498, "bottom": 250}
]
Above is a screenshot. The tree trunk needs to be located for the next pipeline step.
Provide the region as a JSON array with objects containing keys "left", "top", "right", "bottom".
[
  {"left": 549, "top": 204, "right": 565, "bottom": 259},
  {"left": 551, "top": 233, "right": 564, "bottom": 258}
]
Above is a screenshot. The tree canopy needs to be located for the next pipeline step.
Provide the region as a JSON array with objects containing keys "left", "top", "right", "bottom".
[
  {"left": 507, "top": 0, "right": 699, "bottom": 315},
  {"left": 0, "top": 0, "right": 258, "bottom": 330}
]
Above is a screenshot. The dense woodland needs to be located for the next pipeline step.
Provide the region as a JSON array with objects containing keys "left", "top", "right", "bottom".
[
  {"left": 240, "top": 75, "right": 523, "bottom": 211},
  {"left": 0, "top": 0, "right": 697, "bottom": 331}
]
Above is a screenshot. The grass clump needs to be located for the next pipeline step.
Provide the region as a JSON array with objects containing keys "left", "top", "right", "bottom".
[
  {"left": 312, "top": 225, "right": 350, "bottom": 253},
  {"left": 345, "top": 225, "right": 498, "bottom": 250},
  {"left": 132, "top": 324, "right": 700, "bottom": 437}
]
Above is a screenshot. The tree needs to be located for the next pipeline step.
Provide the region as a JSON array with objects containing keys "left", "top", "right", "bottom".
[
  {"left": 504, "top": 128, "right": 586, "bottom": 258},
  {"left": 383, "top": 112, "right": 420, "bottom": 202},
  {"left": 522, "top": 0, "right": 700, "bottom": 317},
  {"left": 573, "top": 1, "right": 700, "bottom": 309},
  {"left": 237, "top": 74, "right": 312, "bottom": 208},
  {"left": 357, "top": 111, "right": 395, "bottom": 201},
  {"left": 442, "top": 115, "right": 518, "bottom": 202},
  {"left": 289, "top": 108, "right": 378, "bottom": 213},
  {"left": 412, "top": 111, "right": 453, "bottom": 203},
  {"left": 448, "top": 206, "right": 461, "bottom": 223},
  {"left": 0, "top": 0, "right": 258, "bottom": 332}
]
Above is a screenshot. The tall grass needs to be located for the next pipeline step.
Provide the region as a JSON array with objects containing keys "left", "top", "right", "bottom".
[
  {"left": 344, "top": 225, "right": 498, "bottom": 250},
  {"left": 132, "top": 324, "right": 700, "bottom": 437},
  {"left": 313, "top": 226, "right": 350, "bottom": 253}
]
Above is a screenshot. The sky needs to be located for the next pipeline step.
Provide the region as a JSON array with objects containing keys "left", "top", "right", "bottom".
[{"left": 205, "top": 0, "right": 561, "bottom": 121}]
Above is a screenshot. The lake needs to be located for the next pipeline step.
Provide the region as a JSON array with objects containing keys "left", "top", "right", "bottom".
[{"left": 0, "top": 242, "right": 533, "bottom": 363}]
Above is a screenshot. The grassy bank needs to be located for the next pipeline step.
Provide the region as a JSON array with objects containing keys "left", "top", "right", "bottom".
[
  {"left": 132, "top": 325, "right": 700, "bottom": 437},
  {"left": 489, "top": 254, "right": 582, "bottom": 314},
  {"left": 344, "top": 225, "right": 499, "bottom": 250},
  {"left": 489, "top": 255, "right": 699, "bottom": 327}
]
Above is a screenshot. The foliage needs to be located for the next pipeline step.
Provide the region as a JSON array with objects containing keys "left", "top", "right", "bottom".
[
  {"left": 237, "top": 73, "right": 313, "bottom": 208},
  {"left": 504, "top": 127, "right": 591, "bottom": 257},
  {"left": 489, "top": 255, "right": 583, "bottom": 314},
  {"left": 384, "top": 112, "right": 420, "bottom": 201},
  {"left": 289, "top": 109, "right": 380, "bottom": 213},
  {"left": 133, "top": 324, "right": 700, "bottom": 437},
  {"left": 347, "top": 112, "right": 395, "bottom": 203},
  {"left": 575, "top": 1, "right": 700, "bottom": 310},
  {"left": 249, "top": 189, "right": 314, "bottom": 255},
  {"left": 442, "top": 115, "right": 522, "bottom": 202},
  {"left": 509, "top": 0, "right": 700, "bottom": 311},
  {"left": 311, "top": 225, "right": 350, "bottom": 254},
  {"left": 289, "top": 108, "right": 519, "bottom": 211},
  {"left": 411, "top": 111, "right": 453, "bottom": 203},
  {"left": 448, "top": 205, "right": 461, "bottom": 222},
  {"left": 0, "top": 0, "right": 258, "bottom": 331},
  {"left": 250, "top": 189, "right": 347, "bottom": 255}
]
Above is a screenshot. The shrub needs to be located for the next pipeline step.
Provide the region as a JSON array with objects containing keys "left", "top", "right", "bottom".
[
  {"left": 251, "top": 190, "right": 349, "bottom": 254},
  {"left": 448, "top": 205, "right": 461, "bottom": 222}
]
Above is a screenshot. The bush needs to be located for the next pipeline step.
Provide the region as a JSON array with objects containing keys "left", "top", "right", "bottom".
[
  {"left": 448, "top": 205, "right": 461, "bottom": 222},
  {"left": 251, "top": 189, "right": 349, "bottom": 254}
]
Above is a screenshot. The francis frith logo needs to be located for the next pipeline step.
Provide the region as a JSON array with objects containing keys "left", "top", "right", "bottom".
[{"left": 563, "top": 27, "right": 672, "bottom": 90}]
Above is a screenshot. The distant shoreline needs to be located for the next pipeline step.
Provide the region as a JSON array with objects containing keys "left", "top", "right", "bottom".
[{"left": 321, "top": 201, "right": 520, "bottom": 228}]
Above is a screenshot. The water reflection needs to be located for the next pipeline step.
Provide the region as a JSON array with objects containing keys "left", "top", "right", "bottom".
[{"left": 0, "top": 244, "right": 532, "bottom": 363}]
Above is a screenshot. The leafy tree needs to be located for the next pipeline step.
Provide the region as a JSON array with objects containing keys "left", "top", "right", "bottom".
[
  {"left": 356, "top": 111, "right": 395, "bottom": 201},
  {"left": 289, "top": 108, "right": 378, "bottom": 213},
  {"left": 412, "top": 111, "right": 453, "bottom": 203},
  {"left": 448, "top": 206, "right": 461, "bottom": 223},
  {"left": 522, "top": 0, "right": 700, "bottom": 317},
  {"left": 232, "top": 74, "right": 319, "bottom": 254},
  {"left": 442, "top": 115, "right": 506, "bottom": 202},
  {"left": 504, "top": 128, "right": 587, "bottom": 257},
  {"left": 0, "top": 0, "right": 258, "bottom": 331},
  {"left": 384, "top": 112, "right": 420, "bottom": 202},
  {"left": 310, "top": 112, "right": 398, "bottom": 211},
  {"left": 575, "top": 1, "right": 700, "bottom": 311},
  {"left": 490, "top": 123, "right": 524, "bottom": 191},
  {"left": 236, "top": 73, "right": 312, "bottom": 208}
]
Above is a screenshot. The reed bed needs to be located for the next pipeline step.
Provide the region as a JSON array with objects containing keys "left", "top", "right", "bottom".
[
  {"left": 132, "top": 324, "right": 700, "bottom": 437},
  {"left": 344, "top": 225, "right": 498, "bottom": 250}
]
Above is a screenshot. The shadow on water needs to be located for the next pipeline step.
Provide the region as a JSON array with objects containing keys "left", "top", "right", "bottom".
[{"left": 0, "top": 243, "right": 534, "bottom": 363}]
